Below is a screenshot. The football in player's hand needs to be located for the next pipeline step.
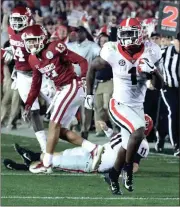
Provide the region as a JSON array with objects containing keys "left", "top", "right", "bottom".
[{"left": 137, "top": 58, "right": 156, "bottom": 74}]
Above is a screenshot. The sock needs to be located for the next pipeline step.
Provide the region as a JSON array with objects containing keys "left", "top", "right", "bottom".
[
  {"left": 109, "top": 167, "right": 120, "bottom": 182},
  {"left": 32, "top": 153, "right": 41, "bottom": 161},
  {"left": 35, "top": 130, "right": 47, "bottom": 153},
  {"left": 124, "top": 162, "right": 133, "bottom": 171},
  {"left": 104, "top": 128, "right": 113, "bottom": 138},
  {"left": 15, "top": 163, "right": 29, "bottom": 171},
  {"left": 82, "top": 139, "right": 96, "bottom": 152},
  {"left": 43, "top": 153, "right": 53, "bottom": 167}
]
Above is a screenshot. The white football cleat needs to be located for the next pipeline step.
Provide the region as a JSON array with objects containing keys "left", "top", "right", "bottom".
[
  {"left": 91, "top": 145, "right": 104, "bottom": 171},
  {"left": 29, "top": 161, "right": 53, "bottom": 174}
]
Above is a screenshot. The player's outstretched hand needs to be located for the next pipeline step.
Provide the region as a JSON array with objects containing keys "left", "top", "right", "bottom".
[
  {"left": 3, "top": 49, "right": 13, "bottom": 63},
  {"left": 137, "top": 58, "right": 157, "bottom": 74},
  {"left": 22, "top": 105, "right": 31, "bottom": 123},
  {"left": 84, "top": 95, "right": 94, "bottom": 110}
]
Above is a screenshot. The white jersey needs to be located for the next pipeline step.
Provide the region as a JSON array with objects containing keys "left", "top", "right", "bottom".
[
  {"left": 51, "top": 137, "right": 149, "bottom": 173},
  {"left": 100, "top": 41, "right": 162, "bottom": 107}
]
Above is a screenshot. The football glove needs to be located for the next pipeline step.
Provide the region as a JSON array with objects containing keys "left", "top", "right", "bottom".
[
  {"left": 3, "top": 47, "right": 13, "bottom": 63},
  {"left": 22, "top": 105, "right": 31, "bottom": 122},
  {"left": 84, "top": 95, "right": 94, "bottom": 110},
  {"left": 137, "top": 58, "right": 157, "bottom": 74}
]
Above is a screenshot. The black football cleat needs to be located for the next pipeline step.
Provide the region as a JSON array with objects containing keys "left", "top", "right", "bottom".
[
  {"left": 3, "top": 159, "right": 28, "bottom": 171},
  {"left": 103, "top": 173, "right": 123, "bottom": 195},
  {"left": 14, "top": 143, "right": 40, "bottom": 166},
  {"left": 4, "top": 159, "right": 18, "bottom": 170},
  {"left": 123, "top": 164, "right": 134, "bottom": 192}
]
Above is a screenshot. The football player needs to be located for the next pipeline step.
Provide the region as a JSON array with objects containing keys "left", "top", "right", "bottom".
[
  {"left": 85, "top": 18, "right": 164, "bottom": 194},
  {"left": 20, "top": 24, "right": 104, "bottom": 173},
  {"left": 4, "top": 114, "right": 153, "bottom": 178},
  {"left": 2, "top": 6, "right": 55, "bottom": 153}
]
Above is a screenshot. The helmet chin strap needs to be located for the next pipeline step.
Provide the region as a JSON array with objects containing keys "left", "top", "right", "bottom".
[
  {"left": 30, "top": 48, "right": 37, "bottom": 54},
  {"left": 124, "top": 39, "right": 133, "bottom": 47}
]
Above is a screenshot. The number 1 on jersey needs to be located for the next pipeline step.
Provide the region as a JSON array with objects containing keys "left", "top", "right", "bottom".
[{"left": 128, "top": 67, "right": 137, "bottom": 85}]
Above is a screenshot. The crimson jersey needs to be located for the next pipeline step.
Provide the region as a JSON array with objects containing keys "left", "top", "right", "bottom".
[
  {"left": 8, "top": 26, "right": 31, "bottom": 71},
  {"left": 26, "top": 40, "right": 88, "bottom": 107}
]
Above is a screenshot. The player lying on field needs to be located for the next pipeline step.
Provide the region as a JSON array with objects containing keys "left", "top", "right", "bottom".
[{"left": 4, "top": 114, "right": 152, "bottom": 174}]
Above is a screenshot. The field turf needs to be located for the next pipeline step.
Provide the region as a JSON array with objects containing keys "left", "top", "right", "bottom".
[{"left": 1, "top": 134, "right": 179, "bottom": 206}]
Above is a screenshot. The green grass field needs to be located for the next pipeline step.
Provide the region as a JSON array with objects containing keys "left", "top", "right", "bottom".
[{"left": 1, "top": 134, "right": 179, "bottom": 206}]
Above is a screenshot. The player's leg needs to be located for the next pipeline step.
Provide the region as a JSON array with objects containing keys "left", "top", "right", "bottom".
[
  {"left": 44, "top": 147, "right": 93, "bottom": 173},
  {"left": 94, "top": 93, "right": 104, "bottom": 136},
  {"left": 7, "top": 89, "right": 21, "bottom": 129},
  {"left": 58, "top": 81, "right": 104, "bottom": 169},
  {"left": 108, "top": 98, "right": 145, "bottom": 193},
  {"left": 60, "top": 127, "right": 104, "bottom": 170},
  {"left": 16, "top": 72, "right": 47, "bottom": 152},
  {"left": 80, "top": 106, "right": 93, "bottom": 139},
  {"left": 123, "top": 127, "right": 144, "bottom": 191},
  {"left": 3, "top": 159, "right": 29, "bottom": 171},
  {"left": 1, "top": 73, "right": 12, "bottom": 125},
  {"left": 14, "top": 143, "right": 41, "bottom": 165}
]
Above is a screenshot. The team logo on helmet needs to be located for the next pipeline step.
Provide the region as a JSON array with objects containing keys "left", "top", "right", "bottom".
[
  {"left": 119, "top": 59, "right": 126, "bottom": 66},
  {"left": 46, "top": 51, "right": 53, "bottom": 59}
]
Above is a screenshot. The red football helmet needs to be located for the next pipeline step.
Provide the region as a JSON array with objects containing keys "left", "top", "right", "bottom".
[
  {"left": 144, "top": 114, "right": 153, "bottom": 136},
  {"left": 21, "top": 25, "right": 48, "bottom": 54},
  {"left": 117, "top": 18, "right": 143, "bottom": 47},
  {"left": 9, "top": 6, "right": 33, "bottom": 31}
]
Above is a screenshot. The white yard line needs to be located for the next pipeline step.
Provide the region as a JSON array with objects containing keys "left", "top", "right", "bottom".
[
  {"left": 1, "top": 173, "right": 98, "bottom": 176},
  {"left": 149, "top": 152, "right": 176, "bottom": 158},
  {"left": 1, "top": 196, "right": 178, "bottom": 200}
]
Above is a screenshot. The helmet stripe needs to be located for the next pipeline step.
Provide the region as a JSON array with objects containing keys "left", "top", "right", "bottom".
[{"left": 126, "top": 18, "right": 130, "bottom": 27}]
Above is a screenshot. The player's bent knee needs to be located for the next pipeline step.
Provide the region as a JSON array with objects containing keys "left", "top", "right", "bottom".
[
  {"left": 59, "top": 128, "right": 69, "bottom": 140},
  {"left": 131, "top": 127, "right": 145, "bottom": 141},
  {"left": 49, "top": 120, "right": 61, "bottom": 130}
]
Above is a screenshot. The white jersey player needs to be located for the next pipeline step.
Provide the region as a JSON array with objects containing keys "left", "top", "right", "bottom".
[
  {"left": 33, "top": 137, "right": 148, "bottom": 173},
  {"left": 85, "top": 17, "right": 164, "bottom": 194}
]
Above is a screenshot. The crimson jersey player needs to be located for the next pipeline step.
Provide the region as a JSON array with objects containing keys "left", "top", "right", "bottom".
[
  {"left": 22, "top": 24, "right": 104, "bottom": 174},
  {"left": 6, "top": 6, "right": 55, "bottom": 153},
  {"left": 23, "top": 26, "right": 87, "bottom": 105}
]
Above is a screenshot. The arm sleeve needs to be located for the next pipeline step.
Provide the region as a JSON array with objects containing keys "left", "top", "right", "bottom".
[
  {"left": 100, "top": 42, "right": 112, "bottom": 63},
  {"left": 92, "top": 43, "right": 101, "bottom": 59},
  {"left": 133, "top": 154, "right": 143, "bottom": 164},
  {"left": 25, "top": 67, "right": 42, "bottom": 107},
  {"left": 66, "top": 49, "right": 88, "bottom": 77}
]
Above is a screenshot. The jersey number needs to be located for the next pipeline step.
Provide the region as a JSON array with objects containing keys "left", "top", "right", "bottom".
[
  {"left": 12, "top": 46, "right": 25, "bottom": 62},
  {"left": 46, "top": 70, "right": 58, "bottom": 79},
  {"left": 162, "top": 6, "right": 178, "bottom": 28},
  {"left": 140, "top": 147, "right": 147, "bottom": 157},
  {"left": 110, "top": 134, "right": 122, "bottom": 149},
  {"left": 55, "top": 43, "right": 66, "bottom": 53},
  {"left": 128, "top": 67, "right": 137, "bottom": 85}
]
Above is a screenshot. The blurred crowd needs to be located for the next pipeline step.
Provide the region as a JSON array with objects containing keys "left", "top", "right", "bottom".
[{"left": 1, "top": 0, "right": 179, "bottom": 155}]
